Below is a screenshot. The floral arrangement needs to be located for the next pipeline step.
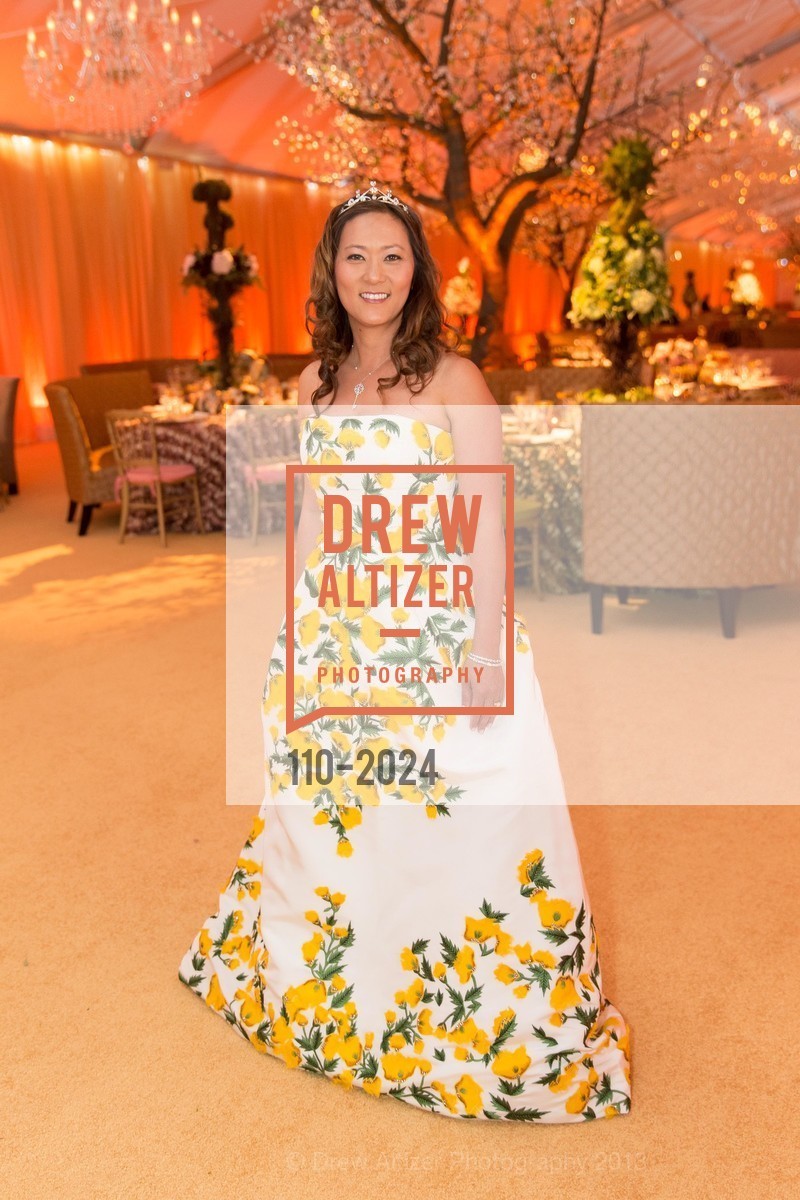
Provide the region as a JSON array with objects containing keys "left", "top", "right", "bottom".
[
  {"left": 578, "top": 386, "right": 655, "bottom": 404},
  {"left": 182, "top": 179, "right": 261, "bottom": 389},
  {"left": 567, "top": 221, "right": 671, "bottom": 327},
  {"left": 182, "top": 247, "right": 259, "bottom": 291},
  {"left": 731, "top": 261, "right": 764, "bottom": 311},
  {"left": 442, "top": 256, "right": 481, "bottom": 317},
  {"left": 568, "top": 139, "right": 671, "bottom": 389},
  {"left": 647, "top": 337, "right": 696, "bottom": 367}
]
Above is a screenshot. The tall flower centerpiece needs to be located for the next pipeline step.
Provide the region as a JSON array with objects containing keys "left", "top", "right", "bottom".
[
  {"left": 568, "top": 138, "right": 671, "bottom": 390},
  {"left": 182, "top": 180, "right": 260, "bottom": 389}
]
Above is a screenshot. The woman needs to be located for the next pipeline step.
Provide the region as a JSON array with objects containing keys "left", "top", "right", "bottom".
[{"left": 178, "top": 182, "right": 632, "bottom": 1122}]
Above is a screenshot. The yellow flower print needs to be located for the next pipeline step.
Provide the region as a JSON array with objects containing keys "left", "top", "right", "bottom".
[
  {"left": 332, "top": 1070, "right": 355, "bottom": 1088},
  {"left": 453, "top": 945, "right": 475, "bottom": 983},
  {"left": 376, "top": 472, "right": 394, "bottom": 487},
  {"left": 400, "top": 947, "right": 419, "bottom": 971},
  {"left": 549, "top": 1062, "right": 579, "bottom": 1092},
  {"left": 493, "top": 1009, "right": 515, "bottom": 1036},
  {"left": 565, "top": 1081, "right": 592, "bottom": 1115},
  {"left": 397, "top": 978, "right": 425, "bottom": 1008},
  {"left": 359, "top": 614, "right": 386, "bottom": 652},
  {"left": 433, "top": 430, "right": 453, "bottom": 459},
  {"left": 494, "top": 963, "right": 520, "bottom": 985},
  {"left": 432, "top": 962, "right": 446, "bottom": 981},
  {"left": 495, "top": 928, "right": 514, "bottom": 955},
  {"left": 431, "top": 1081, "right": 459, "bottom": 1113},
  {"left": 532, "top": 949, "right": 558, "bottom": 968},
  {"left": 313, "top": 810, "right": 330, "bottom": 825},
  {"left": 310, "top": 418, "right": 333, "bottom": 439},
  {"left": 320, "top": 447, "right": 343, "bottom": 465},
  {"left": 205, "top": 974, "right": 227, "bottom": 1012},
  {"left": 198, "top": 928, "right": 213, "bottom": 958},
  {"left": 235, "top": 991, "right": 265, "bottom": 1027},
  {"left": 313, "top": 886, "right": 331, "bottom": 899},
  {"left": 513, "top": 984, "right": 529, "bottom": 999},
  {"left": 491, "top": 1046, "right": 531, "bottom": 1079},
  {"left": 537, "top": 897, "right": 576, "bottom": 928},
  {"left": 302, "top": 932, "right": 324, "bottom": 962},
  {"left": 550, "top": 976, "right": 582, "bottom": 1012},
  {"left": 336, "top": 838, "right": 353, "bottom": 858},
  {"left": 392, "top": 608, "right": 409, "bottom": 624},
  {"left": 338, "top": 805, "right": 362, "bottom": 830},
  {"left": 381, "top": 1052, "right": 419, "bottom": 1082},
  {"left": 465, "top": 916, "right": 498, "bottom": 944},
  {"left": 374, "top": 429, "right": 390, "bottom": 448},
  {"left": 336, "top": 427, "right": 365, "bottom": 449},
  {"left": 298, "top": 609, "right": 321, "bottom": 646},
  {"left": 517, "top": 848, "right": 544, "bottom": 885},
  {"left": 412, "top": 420, "right": 431, "bottom": 450},
  {"left": 454, "top": 1075, "right": 483, "bottom": 1116},
  {"left": 285, "top": 979, "right": 327, "bottom": 1021},
  {"left": 318, "top": 687, "right": 354, "bottom": 710},
  {"left": 363, "top": 1077, "right": 382, "bottom": 1096},
  {"left": 274, "top": 1041, "right": 303, "bottom": 1069}
]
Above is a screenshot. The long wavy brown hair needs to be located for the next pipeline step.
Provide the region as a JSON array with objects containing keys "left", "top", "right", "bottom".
[{"left": 304, "top": 196, "right": 460, "bottom": 413}]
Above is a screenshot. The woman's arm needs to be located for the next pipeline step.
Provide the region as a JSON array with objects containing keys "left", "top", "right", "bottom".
[
  {"left": 445, "top": 360, "right": 506, "bottom": 660},
  {"left": 444, "top": 358, "right": 507, "bottom": 731}
]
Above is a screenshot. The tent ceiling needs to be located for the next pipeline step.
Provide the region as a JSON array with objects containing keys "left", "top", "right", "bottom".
[{"left": 2, "top": 0, "right": 799, "bottom": 249}]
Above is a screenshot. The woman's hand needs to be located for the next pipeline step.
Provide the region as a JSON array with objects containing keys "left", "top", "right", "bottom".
[{"left": 461, "top": 662, "right": 506, "bottom": 732}]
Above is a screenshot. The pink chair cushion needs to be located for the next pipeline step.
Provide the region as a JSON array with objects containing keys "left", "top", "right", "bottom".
[
  {"left": 114, "top": 461, "right": 196, "bottom": 500},
  {"left": 244, "top": 461, "right": 287, "bottom": 485}
]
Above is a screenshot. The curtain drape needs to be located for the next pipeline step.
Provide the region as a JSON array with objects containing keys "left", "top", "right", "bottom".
[
  {"left": 5, "top": 135, "right": 779, "bottom": 445},
  {"left": 0, "top": 136, "right": 573, "bottom": 443}
]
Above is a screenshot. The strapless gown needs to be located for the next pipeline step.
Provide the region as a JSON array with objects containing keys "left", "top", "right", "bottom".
[{"left": 178, "top": 412, "right": 632, "bottom": 1122}]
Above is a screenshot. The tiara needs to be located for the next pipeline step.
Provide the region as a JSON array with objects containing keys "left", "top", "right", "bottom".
[{"left": 342, "top": 179, "right": 410, "bottom": 214}]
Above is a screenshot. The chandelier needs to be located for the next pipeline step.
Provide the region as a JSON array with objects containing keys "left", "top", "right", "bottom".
[{"left": 23, "top": 1, "right": 212, "bottom": 145}]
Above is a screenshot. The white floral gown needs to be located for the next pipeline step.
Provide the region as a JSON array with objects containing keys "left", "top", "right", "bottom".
[{"left": 178, "top": 412, "right": 632, "bottom": 1122}]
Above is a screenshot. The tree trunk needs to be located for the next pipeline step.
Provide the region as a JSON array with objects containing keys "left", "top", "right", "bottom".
[{"left": 470, "top": 259, "right": 514, "bottom": 369}]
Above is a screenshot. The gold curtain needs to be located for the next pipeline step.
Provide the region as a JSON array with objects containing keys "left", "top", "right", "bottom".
[{"left": 0, "top": 134, "right": 567, "bottom": 443}]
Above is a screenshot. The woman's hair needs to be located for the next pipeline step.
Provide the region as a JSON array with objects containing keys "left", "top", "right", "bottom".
[{"left": 304, "top": 197, "right": 460, "bottom": 413}]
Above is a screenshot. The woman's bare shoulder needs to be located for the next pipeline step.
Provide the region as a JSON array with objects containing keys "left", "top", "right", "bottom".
[
  {"left": 298, "top": 359, "right": 324, "bottom": 404},
  {"left": 437, "top": 351, "right": 498, "bottom": 407}
]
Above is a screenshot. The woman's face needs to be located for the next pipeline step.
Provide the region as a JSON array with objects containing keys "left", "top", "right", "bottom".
[{"left": 334, "top": 210, "right": 415, "bottom": 332}]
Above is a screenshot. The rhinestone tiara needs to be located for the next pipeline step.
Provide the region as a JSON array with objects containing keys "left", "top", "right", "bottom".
[{"left": 342, "top": 179, "right": 410, "bottom": 214}]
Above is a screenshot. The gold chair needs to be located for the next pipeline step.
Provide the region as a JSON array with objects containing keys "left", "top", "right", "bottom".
[
  {"left": 505, "top": 491, "right": 544, "bottom": 600},
  {"left": 105, "top": 409, "right": 204, "bottom": 546},
  {"left": 237, "top": 408, "right": 303, "bottom": 543}
]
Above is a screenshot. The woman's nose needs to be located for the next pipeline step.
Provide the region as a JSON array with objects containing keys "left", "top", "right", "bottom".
[{"left": 362, "top": 258, "right": 385, "bottom": 282}]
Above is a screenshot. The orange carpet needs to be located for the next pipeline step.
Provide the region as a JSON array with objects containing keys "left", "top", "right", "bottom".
[{"left": 2, "top": 441, "right": 798, "bottom": 1199}]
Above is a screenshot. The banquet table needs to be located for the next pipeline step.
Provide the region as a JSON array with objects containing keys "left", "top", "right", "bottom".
[
  {"left": 501, "top": 414, "right": 584, "bottom": 594},
  {"left": 122, "top": 406, "right": 302, "bottom": 537}
]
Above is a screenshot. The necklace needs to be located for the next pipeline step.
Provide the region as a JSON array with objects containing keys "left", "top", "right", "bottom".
[{"left": 350, "top": 353, "right": 393, "bottom": 409}]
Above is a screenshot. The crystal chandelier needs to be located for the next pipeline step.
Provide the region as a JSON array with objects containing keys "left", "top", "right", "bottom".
[{"left": 23, "top": 1, "right": 212, "bottom": 145}]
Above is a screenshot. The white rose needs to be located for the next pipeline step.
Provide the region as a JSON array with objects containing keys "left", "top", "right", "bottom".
[
  {"left": 624, "top": 247, "right": 645, "bottom": 271},
  {"left": 587, "top": 255, "right": 605, "bottom": 276},
  {"left": 247, "top": 254, "right": 259, "bottom": 276},
  {"left": 611, "top": 235, "right": 628, "bottom": 253},
  {"left": 651, "top": 247, "right": 664, "bottom": 264},
  {"left": 457, "top": 256, "right": 471, "bottom": 273},
  {"left": 211, "top": 249, "right": 235, "bottom": 275},
  {"left": 631, "top": 288, "right": 656, "bottom": 315},
  {"left": 182, "top": 253, "right": 196, "bottom": 276}
]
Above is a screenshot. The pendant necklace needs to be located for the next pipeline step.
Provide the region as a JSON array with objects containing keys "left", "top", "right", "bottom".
[{"left": 350, "top": 353, "right": 393, "bottom": 409}]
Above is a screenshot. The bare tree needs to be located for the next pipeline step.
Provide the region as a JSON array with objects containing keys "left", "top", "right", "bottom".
[
  {"left": 517, "top": 174, "right": 608, "bottom": 325},
  {"left": 232, "top": 0, "right": 718, "bottom": 367}
]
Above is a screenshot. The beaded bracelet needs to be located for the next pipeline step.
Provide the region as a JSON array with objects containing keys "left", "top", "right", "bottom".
[{"left": 467, "top": 650, "right": 502, "bottom": 667}]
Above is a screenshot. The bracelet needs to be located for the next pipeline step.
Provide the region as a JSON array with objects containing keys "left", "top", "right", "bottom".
[{"left": 467, "top": 650, "right": 502, "bottom": 667}]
